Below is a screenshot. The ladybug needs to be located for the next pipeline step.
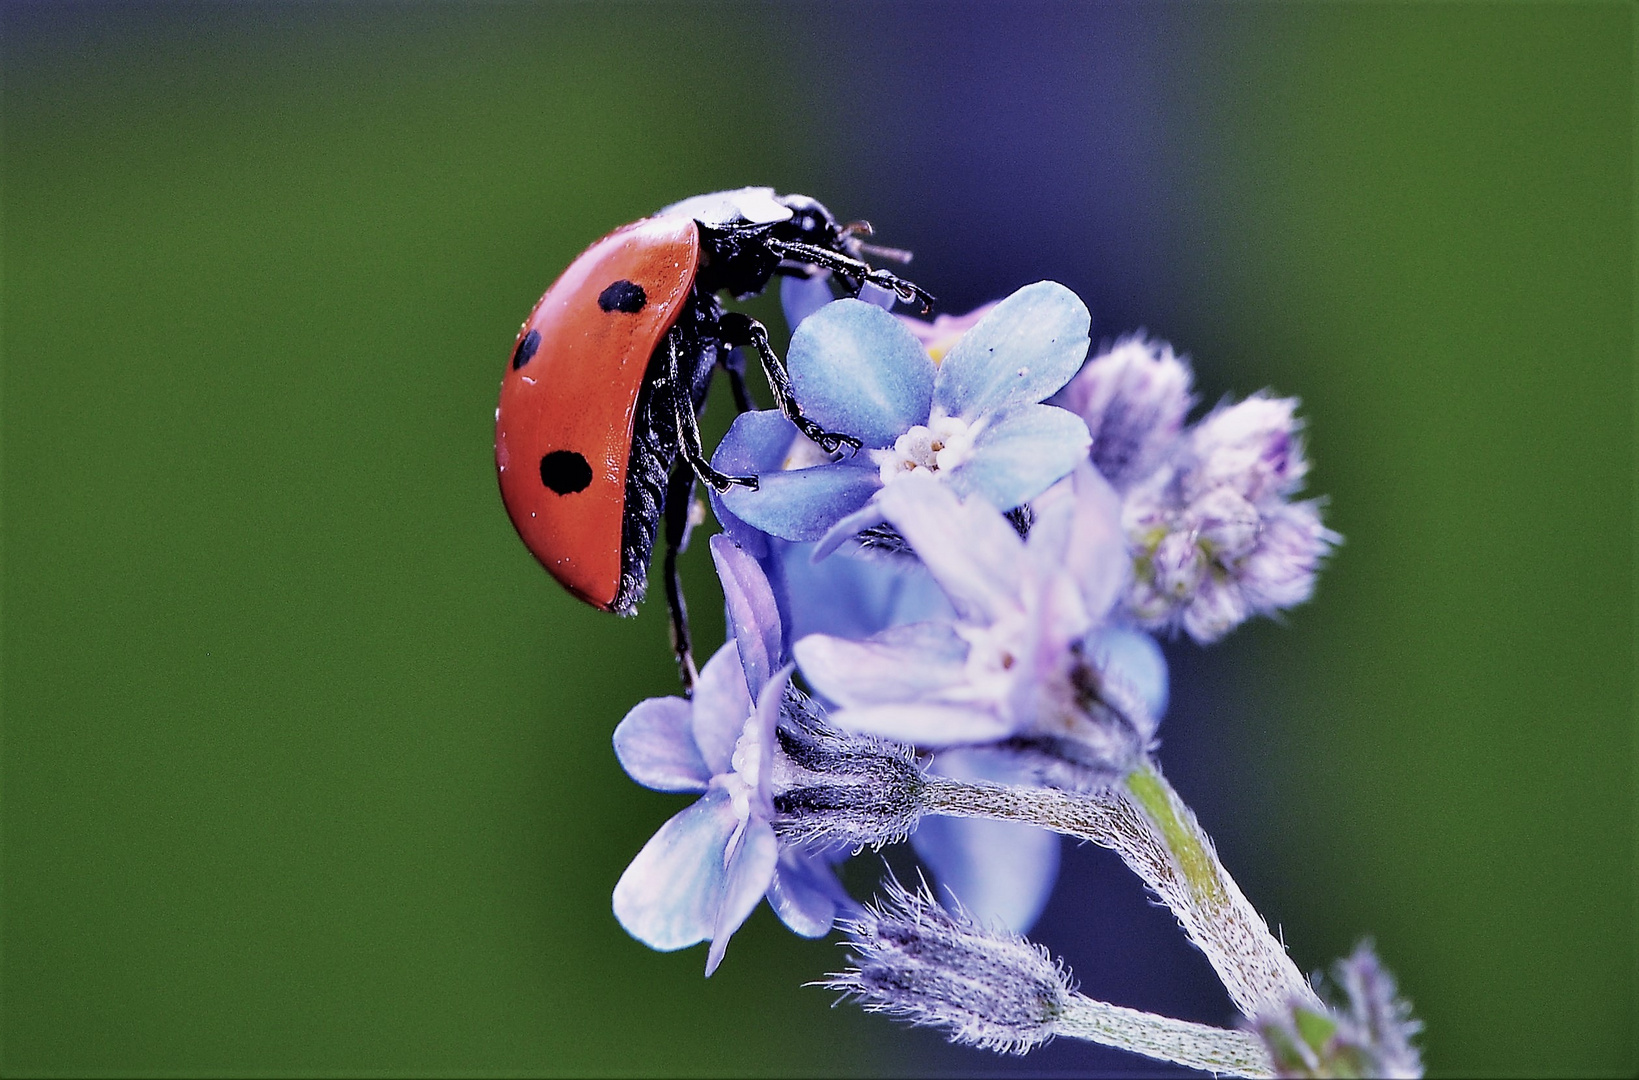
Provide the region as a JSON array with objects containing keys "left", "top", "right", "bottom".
[{"left": 495, "top": 187, "right": 931, "bottom": 690}]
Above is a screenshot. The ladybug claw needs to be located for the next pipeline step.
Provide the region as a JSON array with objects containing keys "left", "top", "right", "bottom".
[
  {"left": 866, "top": 269, "right": 935, "bottom": 314},
  {"left": 814, "top": 430, "right": 863, "bottom": 456},
  {"left": 708, "top": 472, "right": 759, "bottom": 495}
]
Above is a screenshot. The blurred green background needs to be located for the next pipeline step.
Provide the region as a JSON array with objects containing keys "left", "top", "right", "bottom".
[{"left": 3, "top": 3, "right": 1631, "bottom": 1077}]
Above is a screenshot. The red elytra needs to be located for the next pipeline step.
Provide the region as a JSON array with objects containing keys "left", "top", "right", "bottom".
[{"left": 494, "top": 215, "right": 699, "bottom": 610}]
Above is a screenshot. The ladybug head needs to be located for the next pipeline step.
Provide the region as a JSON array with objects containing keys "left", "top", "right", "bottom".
[{"left": 772, "top": 193, "right": 842, "bottom": 248}]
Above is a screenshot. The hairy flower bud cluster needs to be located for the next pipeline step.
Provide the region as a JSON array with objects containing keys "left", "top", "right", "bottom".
[
  {"left": 1124, "top": 394, "right": 1339, "bottom": 642},
  {"left": 822, "top": 878, "right": 1074, "bottom": 1054},
  {"left": 1054, "top": 334, "right": 1194, "bottom": 490},
  {"left": 1254, "top": 943, "right": 1423, "bottom": 1079}
]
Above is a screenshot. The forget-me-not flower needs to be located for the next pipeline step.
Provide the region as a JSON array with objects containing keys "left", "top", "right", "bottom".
[
  {"left": 611, "top": 536, "right": 848, "bottom": 973},
  {"left": 707, "top": 409, "right": 956, "bottom": 650},
  {"left": 714, "top": 282, "right": 1094, "bottom": 553},
  {"left": 793, "top": 463, "right": 1157, "bottom": 789}
]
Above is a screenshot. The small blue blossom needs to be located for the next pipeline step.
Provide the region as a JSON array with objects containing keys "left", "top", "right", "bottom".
[
  {"left": 714, "top": 282, "right": 1094, "bottom": 551},
  {"left": 707, "top": 409, "right": 955, "bottom": 650},
  {"left": 907, "top": 623, "right": 1168, "bottom": 933},
  {"left": 1123, "top": 393, "right": 1340, "bottom": 642},
  {"left": 793, "top": 463, "right": 1156, "bottom": 788},
  {"left": 611, "top": 536, "right": 846, "bottom": 974}
]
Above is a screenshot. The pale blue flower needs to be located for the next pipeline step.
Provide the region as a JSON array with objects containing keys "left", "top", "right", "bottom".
[
  {"left": 714, "top": 282, "right": 1094, "bottom": 551},
  {"left": 611, "top": 536, "right": 846, "bottom": 973},
  {"left": 707, "top": 409, "right": 955, "bottom": 648},
  {"left": 907, "top": 622, "right": 1168, "bottom": 934},
  {"left": 793, "top": 464, "right": 1156, "bottom": 788}
]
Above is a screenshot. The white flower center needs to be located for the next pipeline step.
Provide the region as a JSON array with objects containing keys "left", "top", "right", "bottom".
[
  {"left": 871, "top": 412, "right": 981, "bottom": 486},
  {"left": 953, "top": 606, "right": 1034, "bottom": 705},
  {"left": 709, "top": 712, "right": 770, "bottom": 859}
]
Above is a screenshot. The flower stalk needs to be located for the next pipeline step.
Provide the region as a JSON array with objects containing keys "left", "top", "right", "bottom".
[
  {"left": 919, "top": 764, "right": 1322, "bottom": 1019},
  {"left": 1055, "top": 996, "right": 1273, "bottom": 1077}
]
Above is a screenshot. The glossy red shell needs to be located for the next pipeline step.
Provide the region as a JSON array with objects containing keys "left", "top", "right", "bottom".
[{"left": 495, "top": 216, "right": 699, "bottom": 609}]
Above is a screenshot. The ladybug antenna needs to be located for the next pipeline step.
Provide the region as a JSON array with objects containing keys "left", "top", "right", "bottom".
[
  {"left": 841, "top": 221, "right": 915, "bottom": 266},
  {"left": 854, "top": 240, "right": 915, "bottom": 266}
]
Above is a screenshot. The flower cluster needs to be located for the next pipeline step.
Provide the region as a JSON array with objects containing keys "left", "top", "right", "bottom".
[
  {"left": 1054, "top": 338, "right": 1340, "bottom": 643},
  {"left": 598, "top": 279, "right": 1410, "bottom": 1076},
  {"left": 1253, "top": 943, "right": 1423, "bottom": 1079}
]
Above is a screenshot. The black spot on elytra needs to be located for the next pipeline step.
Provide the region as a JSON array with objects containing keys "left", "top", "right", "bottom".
[
  {"left": 598, "top": 279, "right": 647, "bottom": 313},
  {"left": 540, "top": 450, "right": 593, "bottom": 495},
  {"left": 511, "top": 329, "right": 541, "bottom": 370}
]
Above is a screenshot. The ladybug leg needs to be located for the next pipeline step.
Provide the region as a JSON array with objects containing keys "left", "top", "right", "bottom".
[
  {"left": 660, "top": 461, "right": 700, "bottom": 695},
  {"left": 718, "top": 312, "right": 862, "bottom": 456},
  {"left": 766, "top": 238, "right": 936, "bottom": 313},
  {"left": 666, "top": 336, "right": 759, "bottom": 494},
  {"left": 720, "top": 347, "right": 756, "bottom": 413}
]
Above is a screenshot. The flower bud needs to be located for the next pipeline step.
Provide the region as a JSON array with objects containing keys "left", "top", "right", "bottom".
[
  {"left": 768, "top": 689, "right": 927, "bottom": 850},
  {"left": 1055, "top": 335, "right": 1195, "bottom": 489},
  {"left": 822, "top": 878, "right": 1073, "bottom": 1054},
  {"left": 1254, "top": 943, "right": 1422, "bottom": 1079},
  {"left": 1185, "top": 394, "right": 1306, "bottom": 504}
]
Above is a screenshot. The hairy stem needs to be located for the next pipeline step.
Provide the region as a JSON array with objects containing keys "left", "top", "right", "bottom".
[
  {"left": 919, "top": 764, "right": 1321, "bottom": 1019},
  {"left": 1055, "top": 995, "right": 1273, "bottom": 1077}
]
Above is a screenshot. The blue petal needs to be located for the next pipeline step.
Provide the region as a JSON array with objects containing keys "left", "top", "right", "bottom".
[
  {"left": 712, "top": 410, "right": 800, "bottom": 475},
  {"left": 710, "top": 411, "right": 803, "bottom": 556},
  {"left": 770, "top": 539, "right": 954, "bottom": 645},
  {"left": 830, "top": 702, "right": 1015, "bottom": 746},
  {"left": 948, "top": 404, "right": 1091, "bottom": 511},
  {"left": 612, "top": 790, "right": 737, "bottom": 951},
  {"left": 912, "top": 814, "right": 1060, "bottom": 935},
  {"left": 612, "top": 696, "right": 711, "bottom": 793},
  {"left": 1086, "top": 626, "right": 1168, "bottom": 719},
  {"left": 1061, "top": 461, "right": 1128, "bottom": 619},
  {"left": 768, "top": 851, "right": 847, "bottom": 938},
  {"left": 934, "top": 281, "right": 1091, "bottom": 418},
  {"left": 691, "top": 642, "right": 751, "bottom": 777},
  {"left": 811, "top": 500, "right": 888, "bottom": 561},
  {"left": 746, "top": 665, "right": 792, "bottom": 812},
  {"left": 876, "top": 475, "right": 1024, "bottom": 623},
  {"left": 788, "top": 299, "right": 934, "bottom": 449},
  {"left": 781, "top": 271, "right": 835, "bottom": 332},
  {"left": 912, "top": 747, "right": 1062, "bottom": 934},
  {"left": 794, "top": 625, "right": 968, "bottom": 708},
  {"left": 719, "top": 460, "right": 879, "bottom": 542},
  {"left": 710, "top": 535, "right": 783, "bottom": 697},
  {"left": 857, "top": 280, "right": 899, "bottom": 311},
  {"left": 705, "top": 817, "right": 779, "bottom": 975}
]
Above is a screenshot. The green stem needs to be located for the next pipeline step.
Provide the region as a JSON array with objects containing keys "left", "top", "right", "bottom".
[{"left": 1124, "top": 764, "right": 1224, "bottom": 905}]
